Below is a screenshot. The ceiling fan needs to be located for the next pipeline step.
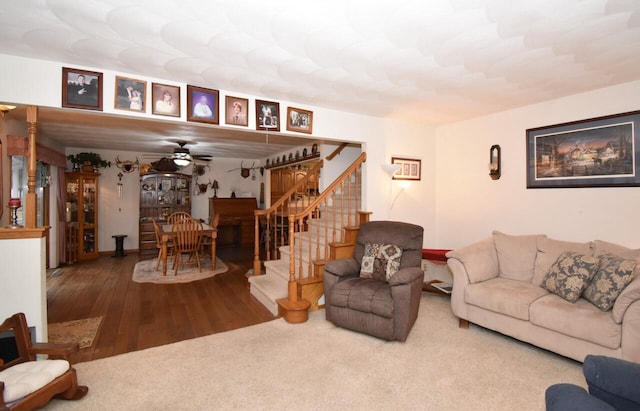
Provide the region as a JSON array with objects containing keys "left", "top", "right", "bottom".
[{"left": 171, "top": 141, "right": 212, "bottom": 166}]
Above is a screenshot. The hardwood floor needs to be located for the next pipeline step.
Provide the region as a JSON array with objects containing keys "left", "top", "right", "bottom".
[{"left": 46, "top": 246, "right": 276, "bottom": 364}]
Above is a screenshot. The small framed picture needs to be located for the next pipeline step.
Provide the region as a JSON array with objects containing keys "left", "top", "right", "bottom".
[
  {"left": 256, "top": 100, "right": 280, "bottom": 131},
  {"left": 225, "top": 96, "right": 249, "bottom": 126},
  {"left": 114, "top": 76, "right": 146, "bottom": 112},
  {"left": 152, "top": 83, "right": 180, "bottom": 117},
  {"left": 391, "top": 157, "right": 422, "bottom": 181},
  {"left": 62, "top": 67, "right": 103, "bottom": 111},
  {"left": 161, "top": 179, "right": 172, "bottom": 190},
  {"left": 286, "top": 107, "right": 313, "bottom": 134},
  {"left": 187, "top": 85, "right": 219, "bottom": 124}
]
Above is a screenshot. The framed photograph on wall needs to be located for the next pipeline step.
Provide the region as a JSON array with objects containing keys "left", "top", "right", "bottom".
[
  {"left": 225, "top": 96, "right": 249, "bottom": 126},
  {"left": 114, "top": 76, "right": 146, "bottom": 112},
  {"left": 391, "top": 157, "right": 421, "bottom": 181},
  {"left": 62, "top": 67, "right": 103, "bottom": 111},
  {"left": 187, "top": 85, "right": 219, "bottom": 124},
  {"left": 152, "top": 83, "right": 180, "bottom": 117},
  {"left": 526, "top": 110, "right": 640, "bottom": 188},
  {"left": 256, "top": 99, "right": 280, "bottom": 131},
  {"left": 286, "top": 107, "right": 313, "bottom": 134}
]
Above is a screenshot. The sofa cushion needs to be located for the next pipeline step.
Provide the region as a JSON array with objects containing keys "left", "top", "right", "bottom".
[
  {"left": 329, "top": 277, "right": 394, "bottom": 318},
  {"left": 533, "top": 237, "right": 593, "bottom": 286},
  {"left": 465, "top": 277, "right": 549, "bottom": 320},
  {"left": 360, "top": 243, "right": 403, "bottom": 281},
  {"left": 530, "top": 294, "right": 621, "bottom": 349},
  {"left": 583, "top": 254, "right": 637, "bottom": 311},
  {"left": 493, "top": 231, "right": 546, "bottom": 282},
  {"left": 542, "top": 252, "right": 600, "bottom": 302}
]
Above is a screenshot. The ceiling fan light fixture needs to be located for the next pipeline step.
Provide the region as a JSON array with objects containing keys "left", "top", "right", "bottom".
[{"left": 173, "top": 152, "right": 192, "bottom": 167}]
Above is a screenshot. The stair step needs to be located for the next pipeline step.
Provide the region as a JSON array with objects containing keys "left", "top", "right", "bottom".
[{"left": 248, "top": 273, "right": 289, "bottom": 316}]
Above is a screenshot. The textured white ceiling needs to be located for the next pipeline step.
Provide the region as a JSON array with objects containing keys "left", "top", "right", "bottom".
[{"left": 1, "top": 0, "right": 640, "bottom": 158}]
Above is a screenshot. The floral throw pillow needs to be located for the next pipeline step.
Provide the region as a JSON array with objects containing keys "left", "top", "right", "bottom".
[
  {"left": 542, "top": 251, "right": 600, "bottom": 302},
  {"left": 360, "top": 243, "right": 403, "bottom": 281},
  {"left": 582, "top": 253, "right": 637, "bottom": 311}
]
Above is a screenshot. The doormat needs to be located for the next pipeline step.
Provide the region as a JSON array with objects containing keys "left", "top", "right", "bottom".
[{"left": 48, "top": 316, "right": 103, "bottom": 349}]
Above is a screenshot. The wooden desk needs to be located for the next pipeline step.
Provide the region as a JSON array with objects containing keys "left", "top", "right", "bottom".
[{"left": 161, "top": 223, "right": 217, "bottom": 276}]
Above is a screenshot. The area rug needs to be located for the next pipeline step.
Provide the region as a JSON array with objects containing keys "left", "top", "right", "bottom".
[
  {"left": 48, "top": 317, "right": 102, "bottom": 349},
  {"left": 132, "top": 257, "right": 228, "bottom": 284}
]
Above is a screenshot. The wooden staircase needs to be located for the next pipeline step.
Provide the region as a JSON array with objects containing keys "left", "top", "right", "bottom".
[{"left": 249, "top": 153, "right": 368, "bottom": 322}]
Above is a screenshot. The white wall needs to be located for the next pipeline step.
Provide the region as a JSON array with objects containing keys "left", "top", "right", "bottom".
[
  {"left": 1, "top": 53, "right": 436, "bottom": 246},
  {"left": 0, "top": 237, "right": 47, "bottom": 340},
  {"left": 436, "top": 80, "right": 640, "bottom": 249}
]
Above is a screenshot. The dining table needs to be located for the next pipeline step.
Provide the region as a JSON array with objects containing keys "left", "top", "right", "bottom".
[{"left": 161, "top": 222, "right": 218, "bottom": 276}]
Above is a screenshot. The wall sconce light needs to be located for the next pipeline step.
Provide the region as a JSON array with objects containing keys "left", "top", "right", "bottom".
[{"left": 489, "top": 145, "right": 501, "bottom": 180}]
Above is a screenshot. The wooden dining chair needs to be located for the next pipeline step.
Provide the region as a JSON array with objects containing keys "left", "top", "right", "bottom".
[
  {"left": 200, "top": 213, "right": 220, "bottom": 257},
  {"left": 171, "top": 218, "right": 204, "bottom": 275},
  {"left": 152, "top": 218, "right": 174, "bottom": 271},
  {"left": 167, "top": 211, "right": 191, "bottom": 224}
]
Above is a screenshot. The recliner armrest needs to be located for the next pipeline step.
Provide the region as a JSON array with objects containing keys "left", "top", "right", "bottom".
[
  {"left": 388, "top": 267, "right": 423, "bottom": 286},
  {"left": 324, "top": 258, "right": 360, "bottom": 278},
  {"left": 584, "top": 355, "right": 640, "bottom": 410}
]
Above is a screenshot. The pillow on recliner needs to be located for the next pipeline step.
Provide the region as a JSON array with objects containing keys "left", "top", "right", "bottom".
[
  {"left": 360, "top": 243, "right": 403, "bottom": 281},
  {"left": 542, "top": 251, "right": 600, "bottom": 302}
]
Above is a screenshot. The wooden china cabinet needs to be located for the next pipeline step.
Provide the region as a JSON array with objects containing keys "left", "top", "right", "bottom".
[
  {"left": 138, "top": 172, "right": 192, "bottom": 260},
  {"left": 65, "top": 172, "right": 100, "bottom": 260}
]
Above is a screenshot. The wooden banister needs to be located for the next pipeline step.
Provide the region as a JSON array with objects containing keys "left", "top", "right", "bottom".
[{"left": 252, "top": 152, "right": 368, "bottom": 323}]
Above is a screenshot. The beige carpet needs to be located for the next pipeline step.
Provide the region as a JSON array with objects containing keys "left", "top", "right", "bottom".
[
  {"left": 48, "top": 317, "right": 102, "bottom": 349},
  {"left": 43, "top": 295, "right": 586, "bottom": 410},
  {"left": 132, "top": 257, "right": 228, "bottom": 284}
]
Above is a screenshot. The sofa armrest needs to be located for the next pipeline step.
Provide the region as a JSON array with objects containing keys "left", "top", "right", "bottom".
[
  {"left": 446, "top": 236, "right": 499, "bottom": 284},
  {"left": 613, "top": 274, "right": 640, "bottom": 323},
  {"left": 388, "top": 267, "right": 423, "bottom": 286},
  {"left": 583, "top": 355, "right": 640, "bottom": 410}
]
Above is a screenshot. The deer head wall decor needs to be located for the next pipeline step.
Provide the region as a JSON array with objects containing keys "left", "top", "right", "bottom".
[
  {"left": 196, "top": 179, "right": 213, "bottom": 195},
  {"left": 115, "top": 156, "right": 139, "bottom": 173},
  {"left": 228, "top": 161, "right": 259, "bottom": 179}
]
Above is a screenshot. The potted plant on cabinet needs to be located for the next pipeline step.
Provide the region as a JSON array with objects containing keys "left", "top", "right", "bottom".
[{"left": 67, "top": 152, "right": 111, "bottom": 172}]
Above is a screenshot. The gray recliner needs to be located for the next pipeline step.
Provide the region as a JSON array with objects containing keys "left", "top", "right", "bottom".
[{"left": 323, "top": 221, "right": 424, "bottom": 341}]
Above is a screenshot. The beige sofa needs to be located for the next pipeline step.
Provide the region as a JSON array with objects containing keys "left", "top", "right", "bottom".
[{"left": 446, "top": 231, "right": 640, "bottom": 363}]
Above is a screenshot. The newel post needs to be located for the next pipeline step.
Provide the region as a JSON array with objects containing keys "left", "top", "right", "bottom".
[{"left": 25, "top": 106, "right": 38, "bottom": 228}]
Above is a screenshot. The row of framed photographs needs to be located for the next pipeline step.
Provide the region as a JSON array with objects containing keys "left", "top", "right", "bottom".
[{"left": 61, "top": 67, "right": 314, "bottom": 134}]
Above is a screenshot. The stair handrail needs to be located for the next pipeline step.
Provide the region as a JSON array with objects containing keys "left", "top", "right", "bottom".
[
  {"left": 253, "top": 160, "right": 324, "bottom": 275},
  {"left": 272, "top": 152, "right": 366, "bottom": 321}
]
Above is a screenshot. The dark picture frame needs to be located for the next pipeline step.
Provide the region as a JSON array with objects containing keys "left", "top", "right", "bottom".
[
  {"left": 286, "top": 107, "right": 313, "bottom": 134},
  {"left": 62, "top": 67, "right": 103, "bottom": 111},
  {"left": 526, "top": 110, "right": 640, "bottom": 188},
  {"left": 151, "top": 83, "right": 180, "bottom": 117},
  {"left": 225, "top": 96, "right": 249, "bottom": 126},
  {"left": 392, "top": 157, "right": 421, "bottom": 181},
  {"left": 114, "top": 76, "right": 146, "bottom": 112},
  {"left": 256, "top": 99, "right": 280, "bottom": 131},
  {"left": 187, "top": 85, "right": 219, "bottom": 124}
]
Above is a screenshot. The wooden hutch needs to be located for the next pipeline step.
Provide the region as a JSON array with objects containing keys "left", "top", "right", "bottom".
[{"left": 139, "top": 172, "right": 191, "bottom": 260}]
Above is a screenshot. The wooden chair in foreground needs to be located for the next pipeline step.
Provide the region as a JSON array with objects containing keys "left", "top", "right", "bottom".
[
  {"left": 200, "top": 213, "right": 220, "bottom": 258},
  {"left": 0, "top": 313, "right": 88, "bottom": 410},
  {"left": 172, "top": 218, "right": 204, "bottom": 275}
]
